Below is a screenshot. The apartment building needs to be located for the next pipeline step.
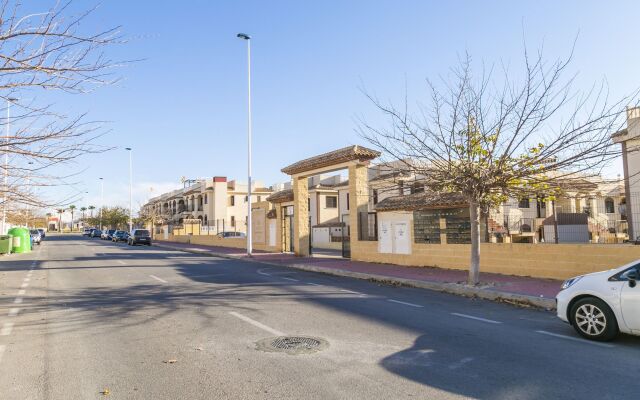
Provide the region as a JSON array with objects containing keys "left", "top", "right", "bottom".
[{"left": 143, "top": 176, "right": 272, "bottom": 234}]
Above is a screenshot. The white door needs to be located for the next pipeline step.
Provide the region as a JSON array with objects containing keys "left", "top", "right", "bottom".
[
  {"left": 392, "top": 222, "right": 411, "bottom": 255},
  {"left": 268, "top": 220, "right": 276, "bottom": 247},
  {"left": 621, "top": 267, "right": 640, "bottom": 331}
]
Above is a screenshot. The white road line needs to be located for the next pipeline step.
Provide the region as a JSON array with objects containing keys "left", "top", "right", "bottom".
[
  {"left": 340, "top": 289, "right": 362, "bottom": 295},
  {"left": 451, "top": 313, "right": 502, "bottom": 324},
  {"left": 8, "top": 308, "right": 19, "bottom": 317},
  {"left": 307, "top": 282, "right": 322, "bottom": 286},
  {"left": 18, "top": 290, "right": 26, "bottom": 295},
  {"left": 1, "top": 322, "right": 14, "bottom": 336},
  {"left": 257, "top": 269, "right": 272, "bottom": 276},
  {"left": 228, "top": 311, "right": 285, "bottom": 336},
  {"left": 149, "top": 275, "right": 168, "bottom": 284},
  {"left": 282, "top": 277, "right": 299, "bottom": 282},
  {"left": 388, "top": 299, "right": 424, "bottom": 308},
  {"left": 13, "top": 297, "right": 22, "bottom": 304},
  {"left": 535, "top": 330, "right": 615, "bottom": 348}
]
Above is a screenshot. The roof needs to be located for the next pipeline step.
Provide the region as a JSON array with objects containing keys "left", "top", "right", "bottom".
[
  {"left": 611, "top": 128, "right": 628, "bottom": 139},
  {"left": 266, "top": 189, "right": 294, "bottom": 203},
  {"left": 281, "top": 145, "right": 380, "bottom": 175},
  {"left": 369, "top": 171, "right": 411, "bottom": 182},
  {"left": 375, "top": 191, "right": 467, "bottom": 212}
]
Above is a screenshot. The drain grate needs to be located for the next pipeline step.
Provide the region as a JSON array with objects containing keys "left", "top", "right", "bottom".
[{"left": 256, "top": 336, "right": 328, "bottom": 354}]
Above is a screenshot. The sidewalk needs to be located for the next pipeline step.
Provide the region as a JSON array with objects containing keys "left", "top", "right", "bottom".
[{"left": 154, "top": 240, "right": 560, "bottom": 310}]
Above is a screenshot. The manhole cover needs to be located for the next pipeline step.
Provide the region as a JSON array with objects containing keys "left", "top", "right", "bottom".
[{"left": 256, "top": 336, "right": 328, "bottom": 355}]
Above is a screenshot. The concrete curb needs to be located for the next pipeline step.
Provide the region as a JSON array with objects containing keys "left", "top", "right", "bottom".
[{"left": 154, "top": 243, "right": 556, "bottom": 310}]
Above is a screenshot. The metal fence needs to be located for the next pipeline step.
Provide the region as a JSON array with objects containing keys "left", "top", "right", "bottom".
[{"left": 486, "top": 194, "right": 635, "bottom": 244}]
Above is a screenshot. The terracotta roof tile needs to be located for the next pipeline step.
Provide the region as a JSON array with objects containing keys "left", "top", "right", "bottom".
[
  {"left": 281, "top": 145, "right": 380, "bottom": 175},
  {"left": 266, "top": 189, "right": 294, "bottom": 203},
  {"left": 375, "top": 192, "right": 467, "bottom": 212}
]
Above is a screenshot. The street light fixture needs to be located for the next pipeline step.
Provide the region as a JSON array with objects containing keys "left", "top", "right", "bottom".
[
  {"left": 237, "top": 32, "right": 253, "bottom": 257},
  {"left": 1, "top": 97, "right": 18, "bottom": 235},
  {"left": 125, "top": 147, "right": 133, "bottom": 233}
]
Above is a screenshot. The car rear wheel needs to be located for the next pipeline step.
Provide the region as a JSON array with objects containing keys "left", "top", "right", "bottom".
[{"left": 570, "top": 297, "right": 618, "bottom": 341}]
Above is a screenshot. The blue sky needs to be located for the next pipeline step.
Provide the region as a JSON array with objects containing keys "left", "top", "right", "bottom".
[{"left": 32, "top": 0, "right": 640, "bottom": 212}]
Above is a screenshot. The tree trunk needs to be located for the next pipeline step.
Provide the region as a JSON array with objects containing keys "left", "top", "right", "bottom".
[{"left": 469, "top": 201, "right": 481, "bottom": 285}]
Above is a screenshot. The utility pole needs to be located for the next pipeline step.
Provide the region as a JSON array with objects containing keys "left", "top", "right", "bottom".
[{"left": 237, "top": 32, "right": 253, "bottom": 256}]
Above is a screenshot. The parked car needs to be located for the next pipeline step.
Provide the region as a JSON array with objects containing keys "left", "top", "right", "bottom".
[
  {"left": 556, "top": 261, "right": 640, "bottom": 341},
  {"left": 217, "top": 231, "right": 246, "bottom": 239},
  {"left": 112, "top": 230, "right": 129, "bottom": 243},
  {"left": 29, "top": 229, "right": 42, "bottom": 245},
  {"left": 102, "top": 229, "right": 116, "bottom": 240},
  {"left": 82, "top": 228, "right": 93, "bottom": 236},
  {"left": 37, "top": 228, "right": 46, "bottom": 239},
  {"left": 90, "top": 229, "right": 102, "bottom": 238},
  {"left": 128, "top": 229, "right": 151, "bottom": 246}
]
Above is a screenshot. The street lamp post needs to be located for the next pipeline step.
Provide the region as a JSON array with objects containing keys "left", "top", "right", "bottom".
[
  {"left": 99, "top": 177, "right": 104, "bottom": 230},
  {"left": 237, "top": 32, "right": 253, "bottom": 257},
  {"left": 126, "top": 147, "right": 132, "bottom": 232},
  {"left": 2, "top": 97, "right": 18, "bottom": 235}
]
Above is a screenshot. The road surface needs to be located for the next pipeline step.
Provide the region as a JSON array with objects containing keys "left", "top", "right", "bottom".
[{"left": 1, "top": 234, "right": 638, "bottom": 399}]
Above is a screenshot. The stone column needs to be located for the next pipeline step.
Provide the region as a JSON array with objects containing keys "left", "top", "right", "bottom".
[
  {"left": 293, "top": 176, "right": 310, "bottom": 256},
  {"left": 275, "top": 206, "right": 283, "bottom": 252},
  {"left": 348, "top": 164, "right": 368, "bottom": 251}
]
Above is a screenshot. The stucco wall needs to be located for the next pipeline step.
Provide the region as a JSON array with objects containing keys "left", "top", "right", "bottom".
[
  {"left": 159, "top": 233, "right": 278, "bottom": 252},
  {"left": 352, "top": 240, "right": 640, "bottom": 280}
]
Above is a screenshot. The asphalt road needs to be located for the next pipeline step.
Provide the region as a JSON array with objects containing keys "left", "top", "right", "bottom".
[{"left": 1, "top": 234, "right": 639, "bottom": 400}]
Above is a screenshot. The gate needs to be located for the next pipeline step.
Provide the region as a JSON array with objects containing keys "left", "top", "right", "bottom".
[{"left": 341, "top": 214, "right": 351, "bottom": 258}]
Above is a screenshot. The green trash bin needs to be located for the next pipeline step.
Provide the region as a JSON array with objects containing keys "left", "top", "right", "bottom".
[
  {"left": 0, "top": 235, "right": 11, "bottom": 254},
  {"left": 8, "top": 227, "right": 31, "bottom": 253}
]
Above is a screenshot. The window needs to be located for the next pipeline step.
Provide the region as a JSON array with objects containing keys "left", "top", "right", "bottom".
[
  {"left": 518, "top": 198, "right": 530, "bottom": 208},
  {"left": 410, "top": 183, "right": 425, "bottom": 194},
  {"left": 326, "top": 196, "right": 338, "bottom": 208},
  {"left": 257, "top": 196, "right": 261, "bottom": 202},
  {"left": 244, "top": 195, "right": 248, "bottom": 203},
  {"left": 229, "top": 196, "right": 235, "bottom": 206},
  {"left": 230, "top": 216, "right": 236, "bottom": 227},
  {"left": 346, "top": 193, "right": 350, "bottom": 210},
  {"left": 605, "top": 197, "right": 615, "bottom": 214},
  {"left": 398, "top": 181, "right": 404, "bottom": 195},
  {"left": 204, "top": 194, "right": 208, "bottom": 204},
  {"left": 372, "top": 189, "right": 379, "bottom": 205}
]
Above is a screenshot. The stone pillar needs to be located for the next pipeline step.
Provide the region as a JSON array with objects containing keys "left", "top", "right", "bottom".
[
  {"left": 275, "top": 206, "right": 283, "bottom": 252},
  {"left": 349, "top": 164, "right": 368, "bottom": 250},
  {"left": 293, "top": 176, "right": 310, "bottom": 256}
]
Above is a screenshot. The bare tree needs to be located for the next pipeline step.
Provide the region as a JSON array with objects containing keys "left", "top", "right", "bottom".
[
  {"left": 0, "top": 1, "right": 124, "bottom": 217},
  {"left": 360, "top": 50, "right": 637, "bottom": 285}
]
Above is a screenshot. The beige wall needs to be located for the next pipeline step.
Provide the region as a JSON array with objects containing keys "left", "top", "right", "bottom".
[{"left": 352, "top": 240, "right": 640, "bottom": 280}]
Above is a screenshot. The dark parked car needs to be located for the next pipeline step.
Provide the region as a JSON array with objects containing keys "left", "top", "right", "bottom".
[
  {"left": 112, "top": 230, "right": 129, "bottom": 243},
  {"left": 128, "top": 229, "right": 151, "bottom": 246},
  {"left": 102, "top": 229, "right": 116, "bottom": 240},
  {"left": 37, "top": 228, "right": 46, "bottom": 239},
  {"left": 90, "top": 229, "right": 102, "bottom": 238}
]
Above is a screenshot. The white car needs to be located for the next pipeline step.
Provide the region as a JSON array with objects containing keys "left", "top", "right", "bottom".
[{"left": 556, "top": 261, "right": 640, "bottom": 341}]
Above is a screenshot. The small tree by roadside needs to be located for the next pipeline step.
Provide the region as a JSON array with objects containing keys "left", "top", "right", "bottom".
[
  {"left": 68, "top": 205, "right": 76, "bottom": 232},
  {"left": 360, "top": 50, "right": 638, "bottom": 285}
]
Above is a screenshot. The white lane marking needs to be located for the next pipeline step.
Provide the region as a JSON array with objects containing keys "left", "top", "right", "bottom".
[
  {"left": 8, "top": 308, "right": 19, "bottom": 317},
  {"left": 257, "top": 269, "right": 272, "bottom": 277},
  {"left": 307, "top": 282, "right": 322, "bottom": 286},
  {"left": 1, "top": 322, "right": 14, "bottom": 336},
  {"left": 228, "top": 311, "right": 285, "bottom": 336},
  {"left": 388, "top": 299, "right": 424, "bottom": 308},
  {"left": 18, "top": 290, "right": 26, "bottom": 295},
  {"left": 282, "top": 277, "right": 299, "bottom": 282},
  {"left": 14, "top": 297, "right": 22, "bottom": 304},
  {"left": 340, "top": 289, "right": 362, "bottom": 295},
  {"left": 0, "top": 345, "right": 5, "bottom": 364},
  {"left": 449, "top": 357, "right": 474, "bottom": 370},
  {"left": 20, "top": 282, "right": 28, "bottom": 288},
  {"left": 451, "top": 313, "right": 502, "bottom": 324},
  {"left": 149, "top": 275, "right": 168, "bottom": 284},
  {"left": 535, "top": 330, "right": 615, "bottom": 348}
]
